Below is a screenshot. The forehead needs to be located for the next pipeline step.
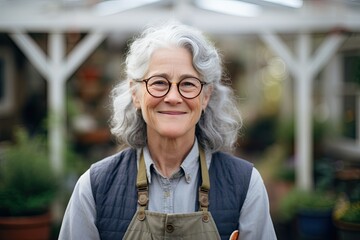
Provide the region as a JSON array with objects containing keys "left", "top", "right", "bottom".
[{"left": 146, "top": 47, "right": 198, "bottom": 77}]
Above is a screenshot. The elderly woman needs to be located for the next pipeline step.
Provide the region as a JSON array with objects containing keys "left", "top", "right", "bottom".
[{"left": 59, "top": 22, "right": 276, "bottom": 240}]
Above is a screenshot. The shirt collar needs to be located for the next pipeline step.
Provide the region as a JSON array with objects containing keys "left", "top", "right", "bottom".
[{"left": 142, "top": 139, "right": 200, "bottom": 184}]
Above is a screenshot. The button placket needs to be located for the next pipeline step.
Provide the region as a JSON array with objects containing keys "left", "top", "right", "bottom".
[{"left": 160, "top": 177, "right": 173, "bottom": 213}]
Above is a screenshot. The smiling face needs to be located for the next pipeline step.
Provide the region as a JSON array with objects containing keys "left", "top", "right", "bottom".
[{"left": 132, "top": 47, "right": 212, "bottom": 142}]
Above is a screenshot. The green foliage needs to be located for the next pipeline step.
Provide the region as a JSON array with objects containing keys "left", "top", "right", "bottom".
[
  {"left": 274, "top": 164, "right": 295, "bottom": 182},
  {"left": 0, "top": 128, "right": 58, "bottom": 216},
  {"left": 276, "top": 118, "right": 295, "bottom": 145},
  {"left": 279, "top": 188, "right": 336, "bottom": 221},
  {"left": 340, "top": 202, "right": 360, "bottom": 224},
  {"left": 276, "top": 117, "right": 330, "bottom": 145}
]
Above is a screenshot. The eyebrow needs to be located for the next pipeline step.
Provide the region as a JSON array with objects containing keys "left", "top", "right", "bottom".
[{"left": 148, "top": 73, "right": 200, "bottom": 81}]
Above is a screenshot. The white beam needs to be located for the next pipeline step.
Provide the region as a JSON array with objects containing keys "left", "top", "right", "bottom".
[
  {"left": 64, "top": 32, "right": 105, "bottom": 80},
  {"left": 1, "top": 1, "right": 360, "bottom": 34},
  {"left": 10, "top": 30, "right": 106, "bottom": 174},
  {"left": 261, "top": 31, "right": 345, "bottom": 191},
  {"left": 260, "top": 32, "right": 298, "bottom": 76},
  {"left": 9, "top": 32, "right": 66, "bottom": 173},
  {"left": 9, "top": 31, "right": 49, "bottom": 79},
  {"left": 261, "top": 32, "right": 313, "bottom": 191},
  {"left": 309, "top": 33, "right": 346, "bottom": 78}
]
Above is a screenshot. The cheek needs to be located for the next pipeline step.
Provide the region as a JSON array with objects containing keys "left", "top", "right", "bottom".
[
  {"left": 137, "top": 88, "right": 153, "bottom": 107},
  {"left": 142, "top": 95, "right": 158, "bottom": 109},
  {"left": 196, "top": 95, "right": 208, "bottom": 109},
  {"left": 188, "top": 99, "right": 204, "bottom": 118},
  {"left": 140, "top": 95, "right": 160, "bottom": 121}
]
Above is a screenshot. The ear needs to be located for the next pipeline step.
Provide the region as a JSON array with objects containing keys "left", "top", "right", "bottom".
[
  {"left": 202, "top": 85, "right": 213, "bottom": 110},
  {"left": 130, "top": 81, "right": 141, "bottom": 109}
]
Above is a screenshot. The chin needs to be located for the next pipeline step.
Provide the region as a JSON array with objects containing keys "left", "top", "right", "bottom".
[
  {"left": 160, "top": 132, "right": 186, "bottom": 139},
  {"left": 158, "top": 129, "right": 193, "bottom": 140}
]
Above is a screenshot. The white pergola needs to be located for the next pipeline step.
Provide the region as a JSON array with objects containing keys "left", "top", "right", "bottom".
[{"left": 1, "top": 0, "right": 359, "bottom": 191}]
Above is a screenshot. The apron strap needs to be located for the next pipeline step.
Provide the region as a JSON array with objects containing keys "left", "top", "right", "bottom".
[
  {"left": 198, "top": 147, "right": 210, "bottom": 213},
  {"left": 136, "top": 151, "right": 148, "bottom": 221}
]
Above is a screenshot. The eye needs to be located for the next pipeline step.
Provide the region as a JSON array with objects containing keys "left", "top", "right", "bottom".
[
  {"left": 150, "top": 78, "right": 167, "bottom": 85},
  {"left": 147, "top": 77, "right": 169, "bottom": 90},
  {"left": 180, "top": 78, "right": 200, "bottom": 89}
]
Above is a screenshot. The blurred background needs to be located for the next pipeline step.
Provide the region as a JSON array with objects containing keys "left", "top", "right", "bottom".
[{"left": 0, "top": 0, "right": 359, "bottom": 239}]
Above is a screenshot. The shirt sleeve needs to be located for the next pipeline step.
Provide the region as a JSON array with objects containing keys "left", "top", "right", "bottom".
[
  {"left": 58, "top": 170, "right": 100, "bottom": 240},
  {"left": 238, "top": 168, "right": 277, "bottom": 240}
]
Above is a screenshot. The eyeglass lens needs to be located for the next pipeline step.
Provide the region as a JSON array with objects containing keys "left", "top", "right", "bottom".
[{"left": 145, "top": 76, "right": 204, "bottom": 99}]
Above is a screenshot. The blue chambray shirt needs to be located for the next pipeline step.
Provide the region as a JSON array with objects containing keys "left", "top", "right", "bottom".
[
  {"left": 143, "top": 140, "right": 207, "bottom": 213},
  {"left": 59, "top": 139, "right": 277, "bottom": 240}
]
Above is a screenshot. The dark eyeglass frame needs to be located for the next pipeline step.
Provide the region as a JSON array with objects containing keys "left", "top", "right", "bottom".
[{"left": 136, "top": 75, "right": 207, "bottom": 99}]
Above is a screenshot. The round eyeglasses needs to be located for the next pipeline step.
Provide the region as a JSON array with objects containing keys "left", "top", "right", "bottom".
[{"left": 137, "top": 75, "right": 207, "bottom": 99}]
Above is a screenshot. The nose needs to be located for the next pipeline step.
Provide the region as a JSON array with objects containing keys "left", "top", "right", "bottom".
[{"left": 164, "top": 82, "right": 183, "bottom": 104}]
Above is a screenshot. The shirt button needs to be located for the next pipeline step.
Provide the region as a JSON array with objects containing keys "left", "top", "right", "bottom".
[{"left": 166, "top": 224, "right": 174, "bottom": 233}]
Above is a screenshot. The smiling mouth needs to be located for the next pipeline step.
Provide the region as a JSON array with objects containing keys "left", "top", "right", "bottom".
[{"left": 158, "top": 111, "right": 186, "bottom": 115}]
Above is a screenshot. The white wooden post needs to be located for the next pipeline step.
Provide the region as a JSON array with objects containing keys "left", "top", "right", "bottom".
[
  {"left": 295, "top": 33, "right": 313, "bottom": 190},
  {"left": 48, "top": 32, "right": 66, "bottom": 173},
  {"left": 260, "top": 32, "right": 345, "bottom": 191},
  {"left": 10, "top": 31, "right": 105, "bottom": 174}
]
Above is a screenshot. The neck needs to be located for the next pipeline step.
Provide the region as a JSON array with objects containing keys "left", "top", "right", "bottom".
[{"left": 147, "top": 136, "right": 195, "bottom": 178}]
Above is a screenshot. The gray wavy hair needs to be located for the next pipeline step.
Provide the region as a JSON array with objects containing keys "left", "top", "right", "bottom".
[{"left": 110, "top": 21, "right": 242, "bottom": 152}]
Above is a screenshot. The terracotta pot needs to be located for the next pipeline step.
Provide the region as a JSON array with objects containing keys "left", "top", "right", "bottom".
[{"left": 0, "top": 212, "right": 51, "bottom": 240}]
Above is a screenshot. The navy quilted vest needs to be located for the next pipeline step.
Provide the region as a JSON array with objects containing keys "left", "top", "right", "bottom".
[{"left": 90, "top": 148, "right": 252, "bottom": 240}]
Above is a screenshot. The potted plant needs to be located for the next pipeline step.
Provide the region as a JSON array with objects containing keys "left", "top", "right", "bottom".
[
  {"left": 0, "top": 128, "right": 58, "bottom": 240},
  {"left": 279, "top": 188, "right": 337, "bottom": 239},
  {"left": 334, "top": 198, "right": 360, "bottom": 240}
]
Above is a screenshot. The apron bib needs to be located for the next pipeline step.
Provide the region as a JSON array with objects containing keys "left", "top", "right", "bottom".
[{"left": 123, "top": 147, "right": 221, "bottom": 240}]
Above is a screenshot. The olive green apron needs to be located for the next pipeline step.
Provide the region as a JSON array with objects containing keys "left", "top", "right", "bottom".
[{"left": 123, "top": 147, "right": 221, "bottom": 240}]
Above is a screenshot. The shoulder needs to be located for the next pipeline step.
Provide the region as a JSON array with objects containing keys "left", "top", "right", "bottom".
[
  {"left": 211, "top": 151, "right": 253, "bottom": 170},
  {"left": 90, "top": 148, "right": 137, "bottom": 186},
  {"left": 210, "top": 151, "right": 254, "bottom": 196},
  {"left": 208, "top": 152, "right": 254, "bottom": 219},
  {"left": 249, "top": 168, "right": 265, "bottom": 186},
  {"left": 209, "top": 151, "right": 254, "bottom": 189},
  {"left": 90, "top": 148, "right": 136, "bottom": 174}
]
